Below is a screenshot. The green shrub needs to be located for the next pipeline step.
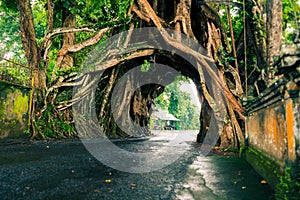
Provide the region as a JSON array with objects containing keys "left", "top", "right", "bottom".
[{"left": 275, "top": 165, "right": 300, "bottom": 200}]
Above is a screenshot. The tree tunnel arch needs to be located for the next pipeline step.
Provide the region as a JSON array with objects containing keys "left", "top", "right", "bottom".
[
  {"left": 12, "top": 0, "right": 247, "bottom": 148},
  {"left": 72, "top": 27, "right": 241, "bottom": 152}
]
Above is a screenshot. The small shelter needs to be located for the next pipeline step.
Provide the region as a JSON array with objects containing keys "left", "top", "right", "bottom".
[{"left": 151, "top": 107, "right": 180, "bottom": 130}]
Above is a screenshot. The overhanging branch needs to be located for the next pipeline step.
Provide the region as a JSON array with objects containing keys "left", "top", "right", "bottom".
[{"left": 56, "top": 27, "right": 110, "bottom": 67}]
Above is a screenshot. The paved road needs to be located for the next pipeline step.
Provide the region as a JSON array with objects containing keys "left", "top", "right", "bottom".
[{"left": 0, "top": 131, "right": 274, "bottom": 199}]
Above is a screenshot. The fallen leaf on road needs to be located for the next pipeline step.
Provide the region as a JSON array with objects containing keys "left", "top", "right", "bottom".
[
  {"left": 260, "top": 180, "right": 267, "bottom": 184},
  {"left": 131, "top": 183, "right": 136, "bottom": 189},
  {"left": 105, "top": 179, "right": 111, "bottom": 183}
]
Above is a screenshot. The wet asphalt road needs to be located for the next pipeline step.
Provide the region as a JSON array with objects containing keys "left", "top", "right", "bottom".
[{"left": 0, "top": 131, "right": 274, "bottom": 199}]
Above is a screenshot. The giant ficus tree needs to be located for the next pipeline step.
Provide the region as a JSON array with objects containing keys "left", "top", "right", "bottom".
[
  {"left": 3, "top": 0, "right": 293, "bottom": 149},
  {"left": 1, "top": 0, "right": 245, "bottom": 147}
]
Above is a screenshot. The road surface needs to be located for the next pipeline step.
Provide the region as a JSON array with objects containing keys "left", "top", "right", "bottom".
[{"left": 0, "top": 131, "right": 274, "bottom": 199}]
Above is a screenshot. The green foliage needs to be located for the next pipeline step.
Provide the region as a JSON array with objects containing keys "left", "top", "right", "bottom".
[
  {"left": 218, "top": 46, "right": 236, "bottom": 66},
  {"left": 141, "top": 60, "right": 151, "bottom": 72},
  {"left": 219, "top": 5, "right": 244, "bottom": 43},
  {"left": 0, "top": 4, "right": 28, "bottom": 89},
  {"left": 275, "top": 166, "right": 300, "bottom": 200},
  {"left": 55, "top": 65, "right": 78, "bottom": 76},
  {"left": 71, "top": 0, "right": 132, "bottom": 28},
  {"left": 23, "top": 129, "right": 30, "bottom": 135},
  {"left": 0, "top": 12, "right": 25, "bottom": 61},
  {"left": 34, "top": 105, "right": 75, "bottom": 139},
  {"left": 0, "top": 0, "right": 18, "bottom": 12},
  {"left": 54, "top": 87, "right": 73, "bottom": 104},
  {"left": 46, "top": 49, "right": 58, "bottom": 81},
  {"left": 32, "top": 1, "right": 47, "bottom": 43},
  {"left": 155, "top": 92, "right": 169, "bottom": 111},
  {"left": 0, "top": 61, "right": 31, "bottom": 86},
  {"left": 282, "top": 0, "right": 299, "bottom": 43},
  {"left": 154, "top": 77, "right": 200, "bottom": 130}
]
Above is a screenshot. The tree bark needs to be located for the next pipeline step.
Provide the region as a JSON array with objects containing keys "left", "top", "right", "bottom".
[
  {"left": 17, "top": 0, "right": 47, "bottom": 138},
  {"left": 266, "top": 0, "right": 282, "bottom": 85},
  {"left": 17, "top": 0, "right": 46, "bottom": 90},
  {"left": 60, "top": 8, "right": 76, "bottom": 69}
]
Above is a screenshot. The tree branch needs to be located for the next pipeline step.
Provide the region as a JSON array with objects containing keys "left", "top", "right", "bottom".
[
  {"left": 41, "top": 26, "right": 96, "bottom": 62},
  {"left": 43, "top": 27, "right": 95, "bottom": 44},
  {"left": 173, "top": 0, "right": 196, "bottom": 39},
  {"left": 56, "top": 27, "right": 110, "bottom": 67},
  {"left": 132, "top": 4, "right": 150, "bottom": 22},
  {"left": 138, "top": 0, "right": 162, "bottom": 28}
]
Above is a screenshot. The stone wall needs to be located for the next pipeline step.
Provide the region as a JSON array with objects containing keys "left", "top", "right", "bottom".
[
  {"left": 243, "top": 66, "right": 300, "bottom": 187},
  {"left": 0, "top": 82, "right": 30, "bottom": 139}
]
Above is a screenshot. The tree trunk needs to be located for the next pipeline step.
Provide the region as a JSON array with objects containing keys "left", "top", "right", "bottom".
[
  {"left": 191, "top": 1, "right": 244, "bottom": 148},
  {"left": 197, "top": 98, "right": 212, "bottom": 143},
  {"left": 17, "top": 0, "right": 46, "bottom": 90},
  {"left": 61, "top": 9, "right": 76, "bottom": 69},
  {"left": 17, "top": 0, "right": 47, "bottom": 138},
  {"left": 266, "top": 0, "right": 282, "bottom": 85}
]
